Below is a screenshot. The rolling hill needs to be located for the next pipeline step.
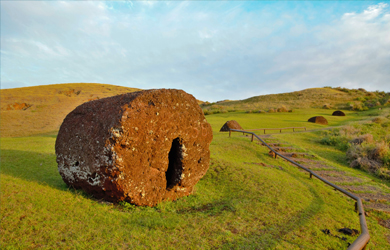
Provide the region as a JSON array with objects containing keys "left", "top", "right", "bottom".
[
  {"left": 0, "top": 83, "right": 140, "bottom": 137},
  {"left": 1, "top": 84, "right": 388, "bottom": 137},
  {"left": 1, "top": 83, "right": 390, "bottom": 248},
  {"left": 201, "top": 87, "right": 389, "bottom": 114}
]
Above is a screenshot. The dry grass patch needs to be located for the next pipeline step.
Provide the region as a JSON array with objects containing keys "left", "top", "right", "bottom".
[{"left": 0, "top": 83, "right": 140, "bottom": 137}]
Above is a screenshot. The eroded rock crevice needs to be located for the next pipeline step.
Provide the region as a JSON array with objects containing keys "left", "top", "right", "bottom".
[{"left": 166, "top": 138, "right": 183, "bottom": 190}]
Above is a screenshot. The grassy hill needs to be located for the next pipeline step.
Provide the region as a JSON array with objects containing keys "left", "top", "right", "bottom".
[
  {"left": 0, "top": 83, "right": 140, "bottom": 137},
  {"left": 2, "top": 108, "right": 390, "bottom": 248},
  {"left": 201, "top": 87, "right": 390, "bottom": 114},
  {"left": 1, "top": 84, "right": 390, "bottom": 248}
]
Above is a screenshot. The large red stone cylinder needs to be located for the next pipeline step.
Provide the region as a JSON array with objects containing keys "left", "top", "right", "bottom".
[{"left": 55, "top": 89, "right": 213, "bottom": 206}]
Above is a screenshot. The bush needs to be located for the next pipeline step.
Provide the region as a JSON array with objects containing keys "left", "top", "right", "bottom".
[
  {"left": 320, "top": 135, "right": 349, "bottom": 150},
  {"left": 350, "top": 157, "right": 381, "bottom": 173},
  {"left": 346, "top": 141, "right": 390, "bottom": 176},
  {"left": 352, "top": 103, "right": 364, "bottom": 111},
  {"left": 354, "top": 97, "right": 365, "bottom": 102},
  {"left": 322, "top": 123, "right": 390, "bottom": 179},
  {"left": 338, "top": 125, "right": 361, "bottom": 137},
  {"left": 369, "top": 141, "right": 389, "bottom": 161},
  {"left": 372, "top": 117, "right": 387, "bottom": 124},
  {"left": 203, "top": 110, "right": 213, "bottom": 115},
  {"left": 277, "top": 105, "right": 288, "bottom": 112},
  {"left": 383, "top": 121, "right": 390, "bottom": 128}
]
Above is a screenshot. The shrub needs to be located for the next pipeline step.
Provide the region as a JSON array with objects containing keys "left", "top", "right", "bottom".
[
  {"left": 352, "top": 103, "right": 364, "bottom": 111},
  {"left": 354, "top": 97, "right": 365, "bottom": 102},
  {"left": 339, "top": 125, "right": 360, "bottom": 137},
  {"left": 277, "top": 105, "right": 288, "bottom": 112},
  {"left": 268, "top": 108, "right": 275, "bottom": 113},
  {"left": 350, "top": 157, "right": 382, "bottom": 173},
  {"left": 320, "top": 135, "right": 350, "bottom": 150},
  {"left": 369, "top": 141, "right": 389, "bottom": 161},
  {"left": 323, "top": 104, "right": 331, "bottom": 109},
  {"left": 323, "top": 123, "right": 390, "bottom": 179},
  {"left": 349, "top": 134, "right": 374, "bottom": 145},
  {"left": 372, "top": 117, "right": 386, "bottom": 124},
  {"left": 203, "top": 110, "right": 213, "bottom": 115}
]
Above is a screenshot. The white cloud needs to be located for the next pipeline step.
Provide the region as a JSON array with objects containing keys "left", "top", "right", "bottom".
[
  {"left": 262, "top": 3, "right": 390, "bottom": 95},
  {"left": 1, "top": 1, "right": 389, "bottom": 101}
]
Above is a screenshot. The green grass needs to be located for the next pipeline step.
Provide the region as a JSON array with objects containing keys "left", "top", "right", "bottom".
[
  {"left": 2, "top": 108, "right": 390, "bottom": 249},
  {"left": 207, "top": 108, "right": 371, "bottom": 134},
  {"left": 202, "top": 87, "right": 390, "bottom": 113}
]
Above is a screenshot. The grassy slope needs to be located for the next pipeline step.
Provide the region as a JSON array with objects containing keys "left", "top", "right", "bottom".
[
  {"left": 0, "top": 83, "right": 140, "bottom": 137},
  {"left": 2, "top": 107, "right": 390, "bottom": 248},
  {"left": 202, "top": 87, "right": 387, "bottom": 112}
]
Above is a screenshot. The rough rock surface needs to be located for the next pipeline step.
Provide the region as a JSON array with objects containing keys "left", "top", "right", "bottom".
[
  {"left": 219, "top": 120, "right": 243, "bottom": 132},
  {"left": 332, "top": 110, "right": 346, "bottom": 116},
  {"left": 308, "top": 116, "right": 328, "bottom": 125},
  {"left": 55, "top": 89, "right": 213, "bottom": 206}
]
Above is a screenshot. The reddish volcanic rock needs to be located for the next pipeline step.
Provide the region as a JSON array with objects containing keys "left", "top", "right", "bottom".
[
  {"left": 55, "top": 89, "right": 213, "bottom": 206},
  {"left": 308, "top": 116, "right": 328, "bottom": 125},
  {"left": 332, "top": 110, "right": 346, "bottom": 116},
  {"left": 219, "top": 120, "right": 243, "bottom": 132}
]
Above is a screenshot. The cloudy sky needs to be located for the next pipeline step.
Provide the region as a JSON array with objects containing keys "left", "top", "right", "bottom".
[{"left": 1, "top": 1, "right": 390, "bottom": 102}]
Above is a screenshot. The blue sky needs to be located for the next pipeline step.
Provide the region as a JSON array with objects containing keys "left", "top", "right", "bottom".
[{"left": 1, "top": 1, "right": 389, "bottom": 102}]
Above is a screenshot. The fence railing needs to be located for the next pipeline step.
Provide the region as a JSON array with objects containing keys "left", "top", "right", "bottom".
[
  {"left": 244, "top": 127, "right": 306, "bottom": 134},
  {"left": 229, "top": 129, "right": 370, "bottom": 250}
]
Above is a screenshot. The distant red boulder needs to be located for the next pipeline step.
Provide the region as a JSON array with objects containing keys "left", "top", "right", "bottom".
[
  {"left": 308, "top": 116, "right": 328, "bottom": 125},
  {"left": 332, "top": 111, "right": 346, "bottom": 116},
  {"left": 219, "top": 120, "right": 243, "bottom": 132}
]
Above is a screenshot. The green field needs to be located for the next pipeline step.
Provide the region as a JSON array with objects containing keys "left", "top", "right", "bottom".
[{"left": 2, "top": 107, "right": 390, "bottom": 249}]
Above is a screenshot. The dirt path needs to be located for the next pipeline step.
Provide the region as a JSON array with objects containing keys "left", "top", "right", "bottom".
[{"left": 253, "top": 134, "right": 390, "bottom": 214}]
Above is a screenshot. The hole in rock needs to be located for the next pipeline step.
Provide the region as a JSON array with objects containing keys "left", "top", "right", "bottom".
[
  {"left": 166, "top": 138, "right": 183, "bottom": 190},
  {"left": 75, "top": 161, "right": 79, "bottom": 166}
]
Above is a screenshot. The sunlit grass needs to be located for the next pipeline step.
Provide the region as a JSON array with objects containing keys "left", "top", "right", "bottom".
[
  {"left": 0, "top": 83, "right": 140, "bottom": 137},
  {"left": 2, "top": 107, "right": 390, "bottom": 248}
]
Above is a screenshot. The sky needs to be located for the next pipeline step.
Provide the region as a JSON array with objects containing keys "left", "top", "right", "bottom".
[{"left": 1, "top": 1, "right": 390, "bottom": 102}]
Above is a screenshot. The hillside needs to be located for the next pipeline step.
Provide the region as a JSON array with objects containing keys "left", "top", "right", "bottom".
[
  {"left": 1, "top": 85, "right": 388, "bottom": 137},
  {"left": 0, "top": 83, "right": 140, "bottom": 137},
  {"left": 201, "top": 87, "right": 390, "bottom": 114},
  {"left": 2, "top": 108, "right": 390, "bottom": 248},
  {"left": 1, "top": 84, "right": 390, "bottom": 248}
]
